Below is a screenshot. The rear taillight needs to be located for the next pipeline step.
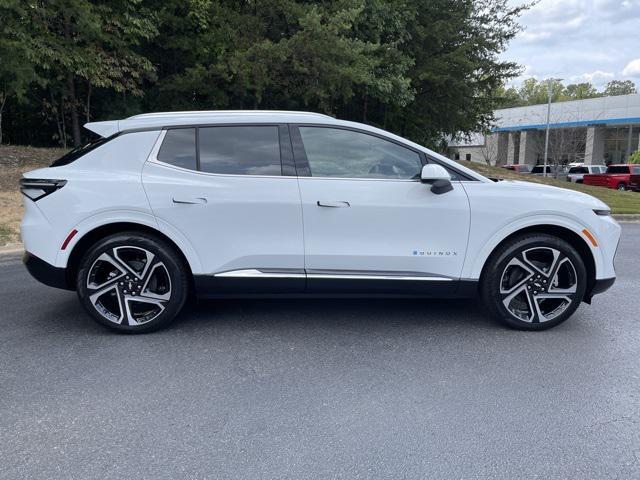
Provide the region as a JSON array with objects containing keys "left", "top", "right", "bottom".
[{"left": 19, "top": 178, "right": 67, "bottom": 201}]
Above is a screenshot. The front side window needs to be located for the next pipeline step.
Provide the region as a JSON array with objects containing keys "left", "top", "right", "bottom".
[
  {"left": 199, "top": 126, "right": 281, "bottom": 175},
  {"left": 299, "top": 127, "right": 422, "bottom": 180},
  {"left": 157, "top": 128, "right": 197, "bottom": 170}
]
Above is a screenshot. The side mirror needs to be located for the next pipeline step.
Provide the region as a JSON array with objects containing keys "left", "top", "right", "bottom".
[{"left": 421, "top": 164, "right": 453, "bottom": 194}]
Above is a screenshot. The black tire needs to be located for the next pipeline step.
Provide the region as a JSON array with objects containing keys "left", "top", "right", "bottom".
[
  {"left": 481, "top": 233, "right": 587, "bottom": 331},
  {"left": 617, "top": 183, "right": 627, "bottom": 191},
  {"left": 76, "top": 232, "right": 189, "bottom": 333}
]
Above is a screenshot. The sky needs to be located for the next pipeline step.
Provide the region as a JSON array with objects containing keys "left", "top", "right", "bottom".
[{"left": 502, "top": 0, "right": 640, "bottom": 88}]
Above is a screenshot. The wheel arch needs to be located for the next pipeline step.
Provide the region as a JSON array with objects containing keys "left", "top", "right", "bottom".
[
  {"left": 64, "top": 222, "right": 196, "bottom": 290},
  {"left": 478, "top": 224, "right": 596, "bottom": 300}
]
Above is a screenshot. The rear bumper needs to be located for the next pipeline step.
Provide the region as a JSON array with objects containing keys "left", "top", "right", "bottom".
[
  {"left": 23, "top": 252, "right": 73, "bottom": 291},
  {"left": 584, "top": 277, "right": 615, "bottom": 303}
]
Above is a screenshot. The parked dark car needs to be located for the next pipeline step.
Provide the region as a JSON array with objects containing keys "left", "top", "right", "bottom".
[{"left": 501, "top": 164, "right": 532, "bottom": 173}]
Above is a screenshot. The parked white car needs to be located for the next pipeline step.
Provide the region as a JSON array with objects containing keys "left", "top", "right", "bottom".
[
  {"left": 567, "top": 165, "right": 607, "bottom": 183},
  {"left": 21, "top": 111, "right": 620, "bottom": 332}
]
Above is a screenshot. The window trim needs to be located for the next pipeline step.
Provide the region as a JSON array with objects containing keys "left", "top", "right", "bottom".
[
  {"left": 290, "top": 124, "right": 476, "bottom": 182},
  {"left": 151, "top": 123, "right": 291, "bottom": 178},
  {"left": 148, "top": 122, "right": 476, "bottom": 181}
]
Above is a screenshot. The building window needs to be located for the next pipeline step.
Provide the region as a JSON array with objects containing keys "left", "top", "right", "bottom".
[
  {"left": 465, "top": 154, "right": 471, "bottom": 161},
  {"left": 454, "top": 153, "right": 460, "bottom": 161}
]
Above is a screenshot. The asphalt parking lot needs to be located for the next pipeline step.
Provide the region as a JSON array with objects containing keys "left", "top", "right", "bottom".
[{"left": 1, "top": 225, "right": 639, "bottom": 479}]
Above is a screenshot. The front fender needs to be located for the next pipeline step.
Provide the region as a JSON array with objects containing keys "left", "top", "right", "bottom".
[{"left": 461, "top": 213, "right": 601, "bottom": 281}]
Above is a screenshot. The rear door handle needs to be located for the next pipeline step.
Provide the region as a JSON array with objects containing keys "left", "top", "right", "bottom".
[
  {"left": 172, "top": 197, "right": 207, "bottom": 205},
  {"left": 317, "top": 200, "right": 350, "bottom": 208}
]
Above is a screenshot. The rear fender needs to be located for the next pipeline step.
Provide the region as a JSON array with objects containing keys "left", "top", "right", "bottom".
[{"left": 54, "top": 210, "right": 203, "bottom": 273}]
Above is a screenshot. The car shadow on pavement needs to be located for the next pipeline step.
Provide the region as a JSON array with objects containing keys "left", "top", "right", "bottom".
[
  {"left": 174, "top": 297, "right": 499, "bottom": 333},
  {"left": 6, "top": 288, "right": 507, "bottom": 339}
]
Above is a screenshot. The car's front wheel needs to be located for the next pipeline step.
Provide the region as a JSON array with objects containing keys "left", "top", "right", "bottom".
[
  {"left": 76, "top": 232, "right": 189, "bottom": 333},
  {"left": 481, "top": 233, "right": 587, "bottom": 330}
]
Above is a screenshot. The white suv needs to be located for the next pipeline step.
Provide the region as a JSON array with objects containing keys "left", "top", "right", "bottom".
[
  {"left": 21, "top": 111, "right": 620, "bottom": 332},
  {"left": 567, "top": 164, "right": 607, "bottom": 183}
]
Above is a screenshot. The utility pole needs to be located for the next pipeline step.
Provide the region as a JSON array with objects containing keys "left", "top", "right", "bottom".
[
  {"left": 542, "top": 78, "right": 563, "bottom": 178},
  {"left": 543, "top": 79, "right": 553, "bottom": 178}
]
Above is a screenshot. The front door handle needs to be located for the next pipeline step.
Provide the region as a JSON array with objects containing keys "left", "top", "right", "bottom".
[
  {"left": 317, "top": 200, "right": 350, "bottom": 208},
  {"left": 172, "top": 197, "right": 207, "bottom": 205}
]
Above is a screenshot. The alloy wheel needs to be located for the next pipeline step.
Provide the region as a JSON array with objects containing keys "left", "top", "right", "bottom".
[
  {"left": 499, "top": 247, "right": 578, "bottom": 323},
  {"left": 86, "top": 246, "right": 172, "bottom": 326}
]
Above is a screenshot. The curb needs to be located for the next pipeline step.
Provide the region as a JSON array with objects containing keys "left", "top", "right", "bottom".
[
  {"left": 0, "top": 246, "right": 23, "bottom": 256},
  {"left": 612, "top": 214, "right": 640, "bottom": 223}
]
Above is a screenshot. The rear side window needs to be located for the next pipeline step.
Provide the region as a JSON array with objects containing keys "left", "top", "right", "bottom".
[
  {"left": 607, "top": 166, "right": 630, "bottom": 174},
  {"left": 199, "top": 126, "right": 281, "bottom": 175},
  {"left": 569, "top": 167, "right": 588, "bottom": 174},
  {"left": 157, "top": 128, "right": 196, "bottom": 170}
]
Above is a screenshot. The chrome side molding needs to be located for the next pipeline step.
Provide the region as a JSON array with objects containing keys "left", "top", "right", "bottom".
[{"left": 214, "top": 268, "right": 453, "bottom": 282}]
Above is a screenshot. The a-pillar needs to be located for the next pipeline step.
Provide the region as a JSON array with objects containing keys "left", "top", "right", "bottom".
[
  {"left": 519, "top": 130, "right": 537, "bottom": 165},
  {"left": 585, "top": 126, "right": 605, "bottom": 165}
]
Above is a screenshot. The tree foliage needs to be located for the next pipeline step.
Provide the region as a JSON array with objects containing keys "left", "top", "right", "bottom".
[
  {"left": 603, "top": 80, "right": 637, "bottom": 97},
  {"left": 500, "top": 78, "right": 638, "bottom": 108},
  {"left": 1, "top": 0, "right": 529, "bottom": 148}
]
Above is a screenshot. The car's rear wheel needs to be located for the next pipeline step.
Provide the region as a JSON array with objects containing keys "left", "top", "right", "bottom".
[
  {"left": 617, "top": 182, "right": 627, "bottom": 191},
  {"left": 481, "top": 234, "right": 587, "bottom": 330},
  {"left": 76, "top": 232, "right": 189, "bottom": 333}
]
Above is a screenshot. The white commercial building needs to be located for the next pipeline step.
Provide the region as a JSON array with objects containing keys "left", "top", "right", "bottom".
[{"left": 450, "top": 93, "right": 640, "bottom": 166}]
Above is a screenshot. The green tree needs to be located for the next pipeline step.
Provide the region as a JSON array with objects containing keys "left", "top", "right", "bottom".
[
  {"left": 366, "top": 0, "right": 531, "bottom": 145},
  {"left": 1, "top": 0, "right": 531, "bottom": 148},
  {"left": 629, "top": 151, "right": 640, "bottom": 164},
  {"left": 517, "top": 78, "right": 565, "bottom": 105},
  {"left": 0, "top": 1, "right": 40, "bottom": 144},
  {"left": 2, "top": 0, "right": 157, "bottom": 146},
  {"left": 603, "top": 80, "right": 637, "bottom": 97},
  {"left": 564, "top": 82, "right": 600, "bottom": 100}
]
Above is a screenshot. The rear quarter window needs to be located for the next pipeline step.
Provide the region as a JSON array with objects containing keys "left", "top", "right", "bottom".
[{"left": 157, "top": 128, "right": 197, "bottom": 170}]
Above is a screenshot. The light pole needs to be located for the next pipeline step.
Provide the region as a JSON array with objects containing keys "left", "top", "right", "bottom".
[{"left": 542, "top": 78, "right": 563, "bottom": 178}]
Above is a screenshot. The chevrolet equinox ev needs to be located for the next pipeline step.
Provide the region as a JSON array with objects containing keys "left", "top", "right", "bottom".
[{"left": 20, "top": 111, "right": 620, "bottom": 332}]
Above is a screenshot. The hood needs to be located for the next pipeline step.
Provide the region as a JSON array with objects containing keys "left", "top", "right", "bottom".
[{"left": 493, "top": 179, "right": 610, "bottom": 210}]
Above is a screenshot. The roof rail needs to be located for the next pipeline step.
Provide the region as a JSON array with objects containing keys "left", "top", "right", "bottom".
[{"left": 127, "top": 110, "right": 333, "bottom": 119}]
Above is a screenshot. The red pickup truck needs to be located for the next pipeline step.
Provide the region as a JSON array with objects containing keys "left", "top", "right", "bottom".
[{"left": 582, "top": 164, "right": 640, "bottom": 191}]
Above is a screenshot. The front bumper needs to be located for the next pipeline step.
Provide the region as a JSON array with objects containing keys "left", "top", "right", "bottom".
[{"left": 23, "top": 252, "right": 73, "bottom": 291}]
